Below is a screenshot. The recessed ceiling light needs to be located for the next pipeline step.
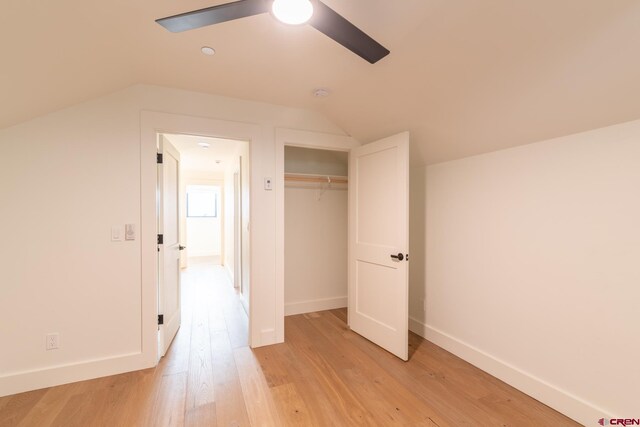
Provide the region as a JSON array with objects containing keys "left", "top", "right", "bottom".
[
  {"left": 198, "top": 142, "right": 210, "bottom": 149},
  {"left": 313, "top": 88, "right": 331, "bottom": 98},
  {"left": 201, "top": 46, "right": 215, "bottom": 56},
  {"left": 272, "top": 0, "right": 314, "bottom": 25}
]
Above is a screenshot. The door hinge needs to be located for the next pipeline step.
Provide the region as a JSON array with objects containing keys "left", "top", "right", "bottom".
[
  {"left": 157, "top": 153, "right": 163, "bottom": 164},
  {"left": 158, "top": 314, "right": 164, "bottom": 325},
  {"left": 157, "top": 234, "right": 163, "bottom": 245}
]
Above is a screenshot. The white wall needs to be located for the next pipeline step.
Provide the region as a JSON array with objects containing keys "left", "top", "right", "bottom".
[
  {"left": 284, "top": 185, "right": 348, "bottom": 315},
  {"left": 0, "top": 84, "right": 347, "bottom": 397},
  {"left": 410, "top": 119, "right": 640, "bottom": 424},
  {"left": 185, "top": 184, "right": 222, "bottom": 258},
  {"left": 284, "top": 146, "right": 348, "bottom": 176}
]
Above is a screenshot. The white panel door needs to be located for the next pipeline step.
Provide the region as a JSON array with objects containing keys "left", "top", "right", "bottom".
[
  {"left": 158, "top": 137, "right": 181, "bottom": 357},
  {"left": 348, "top": 132, "right": 410, "bottom": 360}
]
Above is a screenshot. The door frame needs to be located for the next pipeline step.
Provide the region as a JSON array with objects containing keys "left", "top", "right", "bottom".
[
  {"left": 275, "top": 128, "right": 359, "bottom": 342},
  {"left": 141, "top": 111, "right": 259, "bottom": 364},
  {"left": 233, "top": 170, "right": 242, "bottom": 290}
]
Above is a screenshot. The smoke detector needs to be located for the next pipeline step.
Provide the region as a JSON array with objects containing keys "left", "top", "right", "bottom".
[{"left": 313, "top": 88, "right": 331, "bottom": 98}]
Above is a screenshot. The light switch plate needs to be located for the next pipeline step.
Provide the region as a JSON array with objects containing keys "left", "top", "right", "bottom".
[
  {"left": 264, "top": 177, "right": 273, "bottom": 190},
  {"left": 125, "top": 224, "right": 135, "bottom": 241},
  {"left": 111, "top": 226, "right": 123, "bottom": 242}
]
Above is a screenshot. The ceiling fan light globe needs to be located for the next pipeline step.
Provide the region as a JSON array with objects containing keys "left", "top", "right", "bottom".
[{"left": 272, "top": 0, "right": 314, "bottom": 25}]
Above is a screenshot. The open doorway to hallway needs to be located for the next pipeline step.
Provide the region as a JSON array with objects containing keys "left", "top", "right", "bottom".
[
  {"left": 157, "top": 133, "right": 250, "bottom": 357},
  {"left": 185, "top": 184, "right": 223, "bottom": 265}
]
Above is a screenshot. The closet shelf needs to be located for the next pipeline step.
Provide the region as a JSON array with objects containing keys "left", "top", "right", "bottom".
[{"left": 284, "top": 173, "right": 348, "bottom": 184}]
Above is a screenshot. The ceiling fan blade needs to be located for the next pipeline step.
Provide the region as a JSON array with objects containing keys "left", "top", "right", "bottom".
[
  {"left": 309, "top": 1, "right": 390, "bottom": 64},
  {"left": 156, "top": 0, "right": 269, "bottom": 33}
]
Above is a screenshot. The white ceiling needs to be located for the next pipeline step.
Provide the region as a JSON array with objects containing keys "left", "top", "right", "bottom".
[
  {"left": 2, "top": 0, "right": 640, "bottom": 164},
  {"left": 164, "top": 133, "right": 240, "bottom": 175}
]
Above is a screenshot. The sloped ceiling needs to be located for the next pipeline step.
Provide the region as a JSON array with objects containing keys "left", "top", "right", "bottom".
[{"left": 2, "top": 0, "right": 639, "bottom": 164}]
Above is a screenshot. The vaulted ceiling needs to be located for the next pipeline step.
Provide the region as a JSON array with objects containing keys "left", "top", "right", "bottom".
[{"left": 2, "top": 0, "right": 640, "bottom": 164}]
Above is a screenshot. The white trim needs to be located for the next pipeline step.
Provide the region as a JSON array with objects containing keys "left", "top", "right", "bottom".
[
  {"left": 408, "top": 317, "right": 612, "bottom": 426},
  {"left": 141, "top": 111, "right": 261, "bottom": 352},
  {"left": 260, "top": 328, "right": 276, "bottom": 344},
  {"left": 0, "top": 352, "right": 146, "bottom": 397},
  {"left": 224, "top": 263, "right": 234, "bottom": 285},
  {"left": 275, "top": 128, "right": 359, "bottom": 343},
  {"left": 285, "top": 296, "right": 348, "bottom": 316}
]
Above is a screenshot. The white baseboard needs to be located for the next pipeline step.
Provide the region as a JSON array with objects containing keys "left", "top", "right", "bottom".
[
  {"left": 408, "top": 317, "right": 611, "bottom": 426},
  {"left": 258, "top": 329, "right": 277, "bottom": 347},
  {"left": 285, "top": 296, "right": 347, "bottom": 316},
  {"left": 0, "top": 352, "right": 154, "bottom": 398}
]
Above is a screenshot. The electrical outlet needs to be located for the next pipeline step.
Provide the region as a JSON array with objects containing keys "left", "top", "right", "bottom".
[
  {"left": 46, "top": 333, "right": 59, "bottom": 350},
  {"left": 264, "top": 177, "right": 273, "bottom": 190}
]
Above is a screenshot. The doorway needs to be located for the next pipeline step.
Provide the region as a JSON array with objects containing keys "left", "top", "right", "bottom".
[
  {"left": 283, "top": 146, "right": 349, "bottom": 315},
  {"left": 276, "top": 129, "right": 411, "bottom": 361},
  {"left": 157, "top": 133, "right": 250, "bottom": 357}
]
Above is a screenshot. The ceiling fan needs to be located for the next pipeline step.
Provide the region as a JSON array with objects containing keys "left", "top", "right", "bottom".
[{"left": 156, "top": 0, "right": 390, "bottom": 64}]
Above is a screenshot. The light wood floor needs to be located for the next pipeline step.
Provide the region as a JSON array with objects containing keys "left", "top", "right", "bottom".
[{"left": 0, "top": 262, "right": 579, "bottom": 427}]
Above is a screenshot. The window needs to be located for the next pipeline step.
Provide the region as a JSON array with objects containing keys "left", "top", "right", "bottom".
[{"left": 187, "top": 185, "right": 218, "bottom": 217}]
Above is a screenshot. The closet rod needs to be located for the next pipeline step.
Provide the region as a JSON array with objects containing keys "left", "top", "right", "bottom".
[{"left": 284, "top": 174, "right": 348, "bottom": 184}]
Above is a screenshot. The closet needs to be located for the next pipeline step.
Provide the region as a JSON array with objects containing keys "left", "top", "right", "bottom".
[{"left": 284, "top": 146, "right": 349, "bottom": 316}]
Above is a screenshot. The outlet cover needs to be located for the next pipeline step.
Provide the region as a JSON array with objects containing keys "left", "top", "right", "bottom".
[{"left": 46, "top": 333, "right": 59, "bottom": 350}]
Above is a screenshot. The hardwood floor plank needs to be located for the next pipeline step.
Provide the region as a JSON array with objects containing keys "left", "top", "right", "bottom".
[
  {"left": 284, "top": 316, "right": 378, "bottom": 425},
  {"left": 254, "top": 343, "right": 348, "bottom": 427},
  {"left": 296, "top": 312, "right": 449, "bottom": 426},
  {"left": 185, "top": 402, "right": 217, "bottom": 427},
  {"left": 269, "top": 383, "right": 314, "bottom": 427},
  {"left": 233, "top": 347, "right": 282, "bottom": 427},
  {"left": 209, "top": 330, "right": 251, "bottom": 427},
  {"left": 186, "top": 285, "right": 215, "bottom": 410},
  {"left": 251, "top": 344, "right": 292, "bottom": 389},
  {"left": 148, "top": 372, "right": 187, "bottom": 427},
  {"left": 222, "top": 296, "right": 248, "bottom": 350},
  {"left": 0, "top": 389, "right": 48, "bottom": 427},
  {"left": 162, "top": 320, "right": 192, "bottom": 377},
  {"left": 16, "top": 383, "right": 80, "bottom": 427},
  {"left": 108, "top": 368, "right": 160, "bottom": 427}
]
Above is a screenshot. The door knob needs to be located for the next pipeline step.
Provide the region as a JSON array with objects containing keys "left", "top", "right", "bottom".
[
  {"left": 179, "top": 245, "right": 186, "bottom": 251},
  {"left": 390, "top": 253, "right": 404, "bottom": 261}
]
